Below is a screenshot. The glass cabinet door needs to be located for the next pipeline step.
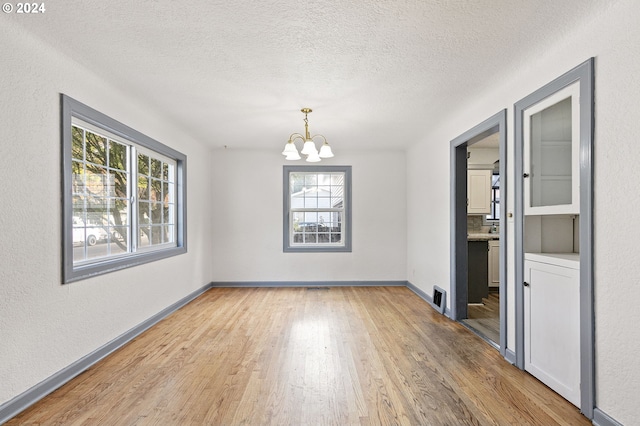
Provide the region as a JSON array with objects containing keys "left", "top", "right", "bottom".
[{"left": 523, "top": 82, "right": 580, "bottom": 215}]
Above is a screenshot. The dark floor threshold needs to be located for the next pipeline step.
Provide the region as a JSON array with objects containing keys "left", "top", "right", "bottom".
[{"left": 460, "top": 320, "right": 500, "bottom": 351}]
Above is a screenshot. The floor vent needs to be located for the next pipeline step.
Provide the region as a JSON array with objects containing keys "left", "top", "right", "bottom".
[
  {"left": 306, "top": 287, "right": 330, "bottom": 291},
  {"left": 431, "top": 286, "right": 446, "bottom": 314}
]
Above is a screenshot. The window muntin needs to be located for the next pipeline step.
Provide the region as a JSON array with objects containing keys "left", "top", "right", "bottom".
[
  {"left": 62, "top": 95, "right": 186, "bottom": 283},
  {"left": 284, "top": 166, "right": 351, "bottom": 252}
]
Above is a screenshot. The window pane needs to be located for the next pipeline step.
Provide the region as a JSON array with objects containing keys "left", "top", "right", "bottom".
[
  {"left": 163, "top": 204, "right": 173, "bottom": 223},
  {"left": 72, "top": 162, "right": 85, "bottom": 194},
  {"left": 331, "top": 173, "right": 344, "bottom": 185},
  {"left": 162, "top": 182, "right": 169, "bottom": 204},
  {"left": 109, "top": 190, "right": 130, "bottom": 239},
  {"left": 84, "top": 168, "right": 108, "bottom": 199},
  {"left": 108, "top": 140, "right": 127, "bottom": 171},
  {"left": 106, "top": 171, "right": 120, "bottom": 197},
  {"left": 305, "top": 174, "right": 316, "bottom": 186},
  {"left": 304, "top": 196, "right": 318, "bottom": 208},
  {"left": 162, "top": 225, "right": 175, "bottom": 244},
  {"left": 139, "top": 226, "right": 151, "bottom": 247},
  {"left": 139, "top": 201, "right": 150, "bottom": 223},
  {"left": 150, "top": 179, "right": 162, "bottom": 202},
  {"left": 138, "top": 177, "right": 149, "bottom": 200},
  {"left": 304, "top": 212, "right": 318, "bottom": 223},
  {"left": 138, "top": 154, "right": 149, "bottom": 175},
  {"left": 151, "top": 158, "right": 162, "bottom": 178},
  {"left": 85, "top": 131, "right": 107, "bottom": 166},
  {"left": 317, "top": 196, "right": 331, "bottom": 208},
  {"left": 86, "top": 199, "right": 108, "bottom": 224},
  {"left": 108, "top": 237, "right": 128, "bottom": 256},
  {"left": 167, "top": 182, "right": 175, "bottom": 204},
  {"left": 148, "top": 225, "right": 160, "bottom": 245},
  {"left": 72, "top": 126, "right": 84, "bottom": 160},
  {"left": 72, "top": 196, "right": 85, "bottom": 219}
]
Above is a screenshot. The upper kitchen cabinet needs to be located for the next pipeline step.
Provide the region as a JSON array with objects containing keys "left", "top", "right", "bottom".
[
  {"left": 467, "top": 169, "right": 492, "bottom": 215},
  {"left": 523, "top": 82, "right": 580, "bottom": 215}
]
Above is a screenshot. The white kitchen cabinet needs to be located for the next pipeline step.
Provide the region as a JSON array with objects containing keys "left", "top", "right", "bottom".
[
  {"left": 467, "top": 169, "right": 491, "bottom": 215},
  {"left": 524, "top": 253, "right": 580, "bottom": 406},
  {"left": 523, "top": 82, "right": 580, "bottom": 215},
  {"left": 488, "top": 240, "right": 500, "bottom": 288}
]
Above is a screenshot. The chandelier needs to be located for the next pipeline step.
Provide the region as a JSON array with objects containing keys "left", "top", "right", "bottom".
[{"left": 282, "top": 108, "right": 334, "bottom": 162}]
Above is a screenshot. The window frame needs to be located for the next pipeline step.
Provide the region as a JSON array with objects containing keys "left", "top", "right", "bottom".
[
  {"left": 283, "top": 165, "right": 352, "bottom": 253},
  {"left": 61, "top": 94, "right": 187, "bottom": 283},
  {"left": 484, "top": 172, "right": 500, "bottom": 224}
]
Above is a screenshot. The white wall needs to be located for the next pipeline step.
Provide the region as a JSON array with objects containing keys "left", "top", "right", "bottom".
[
  {"left": 0, "top": 20, "right": 214, "bottom": 405},
  {"left": 406, "top": 1, "right": 640, "bottom": 423},
  {"left": 210, "top": 149, "right": 407, "bottom": 282}
]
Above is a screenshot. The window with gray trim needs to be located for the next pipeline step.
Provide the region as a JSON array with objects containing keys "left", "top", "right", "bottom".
[
  {"left": 283, "top": 166, "right": 352, "bottom": 252},
  {"left": 62, "top": 94, "right": 187, "bottom": 283}
]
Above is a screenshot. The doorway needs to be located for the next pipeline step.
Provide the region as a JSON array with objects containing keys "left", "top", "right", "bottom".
[
  {"left": 450, "top": 110, "right": 507, "bottom": 356},
  {"left": 465, "top": 137, "right": 501, "bottom": 346}
]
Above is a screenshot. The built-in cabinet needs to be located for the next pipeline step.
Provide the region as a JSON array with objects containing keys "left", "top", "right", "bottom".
[
  {"left": 467, "top": 169, "right": 492, "bottom": 215},
  {"left": 522, "top": 80, "right": 582, "bottom": 407},
  {"left": 467, "top": 241, "right": 488, "bottom": 303},
  {"left": 524, "top": 253, "right": 580, "bottom": 406},
  {"left": 488, "top": 240, "right": 500, "bottom": 289}
]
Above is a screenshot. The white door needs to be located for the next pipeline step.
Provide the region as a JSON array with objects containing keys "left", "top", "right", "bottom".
[
  {"left": 524, "top": 258, "right": 580, "bottom": 406},
  {"left": 523, "top": 82, "right": 580, "bottom": 215}
]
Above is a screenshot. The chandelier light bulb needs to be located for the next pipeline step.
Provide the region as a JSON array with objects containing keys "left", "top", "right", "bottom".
[
  {"left": 282, "top": 141, "right": 298, "bottom": 155},
  {"left": 301, "top": 140, "right": 317, "bottom": 155},
  {"left": 306, "top": 150, "right": 321, "bottom": 162},
  {"left": 318, "top": 142, "right": 334, "bottom": 158},
  {"left": 285, "top": 151, "right": 302, "bottom": 161}
]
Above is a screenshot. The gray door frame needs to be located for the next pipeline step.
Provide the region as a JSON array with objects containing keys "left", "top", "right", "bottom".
[
  {"left": 513, "top": 58, "right": 594, "bottom": 417},
  {"left": 450, "top": 110, "right": 507, "bottom": 357}
]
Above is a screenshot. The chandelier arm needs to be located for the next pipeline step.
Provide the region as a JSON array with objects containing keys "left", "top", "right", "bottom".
[
  {"left": 288, "top": 133, "right": 306, "bottom": 143},
  {"left": 309, "top": 134, "right": 327, "bottom": 144}
]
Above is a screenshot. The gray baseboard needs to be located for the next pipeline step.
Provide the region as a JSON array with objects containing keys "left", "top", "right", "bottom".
[
  {"left": 405, "top": 281, "right": 451, "bottom": 317},
  {"left": 210, "top": 280, "right": 407, "bottom": 288},
  {"left": 592, "top": 408, "right": 623, "bottom": 426},
  {"left": 0, "top": 282, "right": 213, "bottom": 425}
]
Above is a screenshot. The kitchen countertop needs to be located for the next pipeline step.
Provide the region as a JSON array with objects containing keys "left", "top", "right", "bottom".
[{"left": 467, "top": 232, "right": 500, "bottom": 241}]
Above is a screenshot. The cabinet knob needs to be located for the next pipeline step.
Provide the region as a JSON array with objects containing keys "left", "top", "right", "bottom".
[
  {"left": 523, "top": 281, "right": 530, "bottom": 287},
  {"left": 523, "top": 173, "right": 530, "bottom": 178}
]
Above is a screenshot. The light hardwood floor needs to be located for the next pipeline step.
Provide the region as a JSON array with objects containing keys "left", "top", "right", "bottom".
[{"left": 7, "top": 287, "right": 588, "bottom": 425}]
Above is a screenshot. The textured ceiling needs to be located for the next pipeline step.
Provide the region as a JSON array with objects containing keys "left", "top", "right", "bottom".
[{"left": 8, "top": 1, "right": 612, "bottom": 151}]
